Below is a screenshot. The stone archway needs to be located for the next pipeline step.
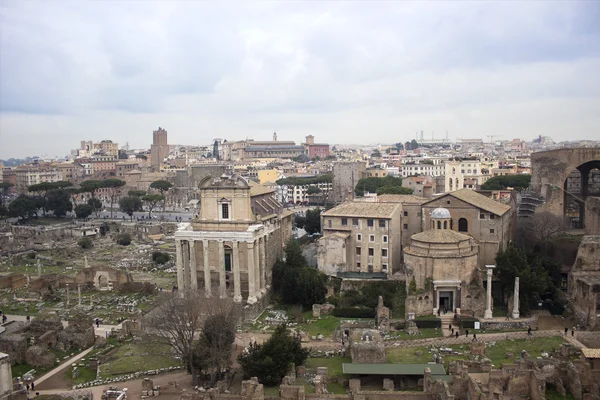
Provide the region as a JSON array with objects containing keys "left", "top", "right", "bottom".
[{"left": 94, "top": 271, "right": 111, "bottom": 290}]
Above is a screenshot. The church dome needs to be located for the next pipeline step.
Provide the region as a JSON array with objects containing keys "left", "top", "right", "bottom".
[{"left": 431, "top": 207, "right": 451, "bottom": 219}]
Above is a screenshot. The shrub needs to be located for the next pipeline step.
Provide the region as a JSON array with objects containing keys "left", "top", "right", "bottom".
[
  {"left": 116, "top": 233, "right": 132, "bottom": 246},
  {"left": 152, "top": 251, "right": 171, "bottom": 264},
  {"left": 414, "top": 319, "right": 441, "bottom": 329},
  {"left": 458, "top": 317, "right": 478, "bottom": 329},
  {"left": 77, "top": 237, "right": 93, "bottom": 249},
  {"left": 332, "top": 307, "right": 376, "bottom": 319}
]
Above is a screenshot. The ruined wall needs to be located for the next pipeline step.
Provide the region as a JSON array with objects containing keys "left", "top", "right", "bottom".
[
  {"left": 0, "top": 274, "right": 27, "bottom": 290},
  {"left": 74, "top": 266, "right": 133, "bottom": 288},
  {"left": 0, "top": 352, "right": 12, "bottom": 399},
  {"left": 585, "top": 197, "right": 600, "bottom": 235},
  {"left": 405, "top": 293, "right": 434, "bottom": 317}
]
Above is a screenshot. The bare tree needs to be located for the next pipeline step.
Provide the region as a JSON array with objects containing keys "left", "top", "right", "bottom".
[
  {"left": 143, "top": 289, "right": 237, "bottom": 385},
  {"left": 518, "top": 211, "right": 566, "bottom": 254}
]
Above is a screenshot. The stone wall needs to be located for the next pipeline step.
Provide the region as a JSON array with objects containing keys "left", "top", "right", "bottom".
[
  {"left": 585, "top": 197, "right": 600, "bottom": 235},
  {"left": 75, "top": 266, "right": 133, "bottom": 289},
  {"left": 0, "top": 335, "right": 26, "bottom": 365},
  {"left": 0, "top": 352, "right": 12, "bottom": 399},
  {"left": 0, "top": 274, "right": 27, "bottom": 290},
  {"left": 405, "top": 293, "right": 434, "bottom": 318}
]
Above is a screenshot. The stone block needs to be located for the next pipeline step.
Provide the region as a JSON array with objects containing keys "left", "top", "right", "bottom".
[
  {"left": 25, "top": 345, "right": 56, "bottom": 368},
  {"left": 349, "top": 379, "right": 361, "bottom": 393},
  {"left": 383, "top": 378, "right": 394, "bottom": 391}
]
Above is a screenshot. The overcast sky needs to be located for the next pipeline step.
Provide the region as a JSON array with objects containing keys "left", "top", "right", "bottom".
[{"left": 1, "top": 1, "right": 599, "bottom": 159}]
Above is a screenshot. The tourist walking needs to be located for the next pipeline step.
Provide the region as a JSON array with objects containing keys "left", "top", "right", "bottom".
[
  {"left": 472, "top": 333, "right": 477, "bottom": 342},
  {"left": 465, "top": 329, "right": 469, "bottom": 337},
  {"left": 455, "top": 331, "right": 459, "bottom": 339},
  {"left": 528, "top": 326, "right": 532, "bottom": 336},
  {"left": 564, "top": 327, "right": 568, "bottom": 335},
  {"left": 572, "top": 326, "right": 576, "bottom": 337}
]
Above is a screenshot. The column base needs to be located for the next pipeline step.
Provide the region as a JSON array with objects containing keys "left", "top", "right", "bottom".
[
  {"left": 512, "top": 312, "right": 520, "bottom": 319},
  {"left": 233, "top": 295, "right": 243, "bottom": 303},
  {"left": 484, "top": 310, "right": 493, "bottom": 319},
  {"left": 246, "top": 296, "right": 258, "bottom": 305},
  {"left": 260, "top": 288, "right": 267, "bottom": 295}
]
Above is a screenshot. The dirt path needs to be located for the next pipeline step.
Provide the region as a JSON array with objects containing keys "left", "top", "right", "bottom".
[{"left": 34, "top": 347, "right": 95, "bottom": 390}]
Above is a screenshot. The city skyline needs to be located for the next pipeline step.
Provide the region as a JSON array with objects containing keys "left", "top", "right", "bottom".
[{"left": 1, "top": 1, "right": 600, "bottom": 158}]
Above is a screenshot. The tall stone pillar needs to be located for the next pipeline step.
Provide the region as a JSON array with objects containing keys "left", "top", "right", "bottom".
[
  {"left": 247, "top": 241, "right": 257, "bottom": 304},
  {"left": 260, "top": 236, "right": 267, "bottom": 294},
  {"left": 232, "top": 241, "right": 242, "bottom": 303},
  {"left": 189, "top": 240, "right": 198, "bottom": 291},
  {"left": 218, "top": 240, "right": 226, "bottom": 298},
  {"left": 254, "top": 239, "right": 261, "bottom": 298},
  {"left": 484, "top": 265, "right": 495, "bottom": 319},
  {"left": 512, "top": 277, "right": 520, "bottom": 319},
  {"left": 78, "top": 284, "right": 82, "bottom": 306},
  {"left": 176, "top": 239, "right": 184, "bottom": 291},
  {"left": 66, "top": 284, "right": 70, "bottom": 306},
  {"left": 182, "top": 241, "right": 190, "bottom": 291},
  {"left": 203, "top": 240, "right": 211, "bottom": 296}
]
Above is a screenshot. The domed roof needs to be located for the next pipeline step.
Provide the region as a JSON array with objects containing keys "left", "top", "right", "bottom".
[
  {"left": 410, "top": 229, "right": 472, "bottom": 244},
  {"left": 431, "top": 207, "right": 451, "bottom": 219}
]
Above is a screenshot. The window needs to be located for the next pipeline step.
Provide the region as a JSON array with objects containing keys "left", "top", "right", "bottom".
[
  {"left": 369, "top": 234, "right": 375, "bottom": 242},
  {"left": 383, "top": 235, "right": 388, "bottom": 243},
  {"left": 480, "top": 213, "right": 485, "bottom": 219},
  {"left": 367, "top": 219, "right": 374, "bottom": 227},
  {"left": 328, "top": 219, "right": 332, "bottom": 228},
  {"left": 458, "top": 218, "right": 468, "bottom": 232},
  {"left": 447, "top": 200, "right": 451, "bottom": 205},
  {"left": 403, "top": 211, "right": 408, "bottom": 216},
  {"left": 221, "top": 203, "right": 230, "bottom": 219},
  {"left": 403, "top": 224, "right": 408, "bottom": 229},
  {"left": 443, "top": 221, "right": 447, "bottom": 229},
  {"left": 368, "top": 265, "right": 374, "bottom": 273},
  {"left": 368, "top": 248, "right": 374, "bottom": 256},
  {"left": 341, "top": 218, "right": 348, "bottom": 226},
  {"left": 357, "top": 262, "right": 361, "bottom": 270},
  {"left": 437, "top": 221, "right": 441, "bottom": 229},
  {"left": 357, "top": 234, "right": 362, "bottom": 241},
  {"left": 379, "top": 220, "right": 386, "bottom": 228},
  {"left": 353, "top": 218, "right": 359, "bottom": 226},
  {"left": 490, "top": 228, "right": 495, "bottom": 234},
  {"left": 382, "top": 248, "right": 388, "bottom": 257},
  {"left": 490, "top": 214, "right": 495, "bottom": 220},
  {"left": 382, "top": 263, "right": 388, "bottom": 272},
  {"left": 356, "top": 247, "right": 361, "bottom": 255}
]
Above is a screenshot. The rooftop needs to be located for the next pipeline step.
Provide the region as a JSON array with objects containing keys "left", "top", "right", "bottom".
[
  {"left": 411, "top": 229, "right": 473, "bottom": 244},
  {"left": 322, "top": 201, "right": 401, "bottom": 219},
  {"left": 342, "top": 363, "right": 446, "bottom": 376},
  {"left": 249, "top": 181, "right": 276, "bottom": 197},
  {"left": 377, "top": 194, "right": 429, "bottom": 205},
  {"left": 431, "top": 188, "right": 511, "bottom": 216},
  {"left": 582, "top": 348, "right": 600, "bottom": 359}
]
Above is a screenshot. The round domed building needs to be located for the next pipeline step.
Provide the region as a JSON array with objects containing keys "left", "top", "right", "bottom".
[{"left": 404, "top": 207, "right": 486, "bottom": 317}]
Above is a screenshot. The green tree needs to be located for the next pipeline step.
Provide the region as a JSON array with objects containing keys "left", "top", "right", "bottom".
[
  {"left": 103, "top": 178, "right": 126, "bottom": 218},
  {"left": 87, "top": 198, "right": 102, "bottom": 217},
  {"left": 28, "top": 182, "right": 60, "bottom": 216},
  {"left": 128, "top": 190, "right": 147, "bottom": 197},
  {"left": 481, "top": 174, "right": 531, "bottom": 191},
  {"left": 78, "top": 237, "right": 93, "bottom": 249},
  {"left": 405, "top": 141, "right": 411, "bottom": 150},
  {"left": 0, "top": 204, "right": 7, "bottom": 217},
  {"left": 119, "top": 196, "right": 143, "bottom": 220},
  {"left": 410, "top": 139, "right": 419, "bottom": 149},
  {"left": 116, "top": 232, "right": 132, "bottom": 246},
  {"left": 395, "top": 142, "right": 404, "bottom": 151},
  {"left": 8, "top": 196, "right": 39, "bottom": 221},
  {"left": 306, "top": 186, "right": 322, "bottom": 195},
  {"left": 150, "top": 180, "right": 173, "bottom": 211},
  {"left": 238, "top": 324, "right": 309, "bottom": 386},
  {"left": 371, "top": 150, "right": 382, "bottom": 158},
  {"left": 276, "top": 174, "right": 332, "bottom": 186},
  {"left": 295, "top": 268, "right": 327, "bottom": 308},
  {"left": 46, "top": 189, "right": 73, "bottom": 217},
  {"left": 294, "top": 214, "right": 306, "bottom": 229},
  {"left": 305, "top": 208, "right": 321, "bottom": 235},
  {"left": 74, "top": 204, "right": 94, "bottom": 219},
  {"left": 0, "top": 182, "right": 14, "bottom": 206},
  {"left": 152, "top": 251, "right": 171, "bottom": 264},
  {"left": 193, "top": 313, "right": 236, "bottom": 384},
  {"left": 283, "top": 238, "right": 307, "bottom": 269},
  {"left": 80, "top": 180, "right": 104, "bottom": 198},
  {"left": 65, "top": 187, "right": 82, "bottom": 206},
  {"left": 495, "top": 246, "right": 549, "bottom": 315},
  {"left": 376, "top": 186, "right": 413, "bottom": 195},
  {"left": 355, "top": 176, "right": 404, "bottom": 197},
  {"left": 142, "top": 194, "right": 165, "bottom": 218}
]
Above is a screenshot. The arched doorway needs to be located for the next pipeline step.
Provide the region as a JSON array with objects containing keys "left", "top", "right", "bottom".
[
  {"left": 224, "top": 245, "right": 232, "bottom": 290},
  {"left": 563, "top": 160, "right": 600, "bottom": 229}
]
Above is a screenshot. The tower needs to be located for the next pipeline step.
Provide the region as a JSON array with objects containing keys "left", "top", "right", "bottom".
[{"left": 150, "top": 127, "right": 169, "bottom": 170}]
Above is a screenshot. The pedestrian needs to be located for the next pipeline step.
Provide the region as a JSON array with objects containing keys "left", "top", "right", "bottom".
[
  {"left": 528, "top": 326, "right": 532, "bottom": 336},
  {"left": 572, "top": 326, "right": 576, "bottom": 337},
  {"left": 449, "top": 324, "right": 452, "bottom": 331},
  {"left": 465, "top": 329, "right": 469, "bottom": 337},
  {"left": 26, "top": 315, "right": 30, "bottom": 323},
  {"left": 96, "top": 319, "right": 100, "bottom": 328},
  {"left": 472, "top": 333, "right": 477, "bottom": 342},
  {"left": 451, "top": 328, "right": 454, "bottom": 334},
  {"left": 455, "top": 331, "right": 459, "bottom": 339},
  {"left": 31, "top": 382, "right": 34, "bottom": 391},
  {"left": 564, "top": 327, "right": 568, "bottom": 335},
  {"left": 506, "top": 314, "right": 510, "bottom": 321},
  {"left": 26, "top": 384, "right": 30, "bottom": 391}
]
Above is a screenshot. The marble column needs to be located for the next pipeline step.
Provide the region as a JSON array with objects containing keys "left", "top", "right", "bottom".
[
  {"left": 254, "top": 239, "right": 261, "bottom": 298},
  {"left": 78, "top": 284, "right": 82, "bottom": 306},
  {"left": 189, "top": 240, "right": 198, "bottom": 291},
  {"left": 260, "top": 236, "right": 267, "bottom": 294},
  {"left": 484, "top": 265, "right": 495, "bottom": 319},
  {"left": 182, "top": 241, "right": 190, "bottom": 291},
  {"left": 203, "top": 240, "right": 211, "bottom": 296},
  {"left": 218, "top": 240, "right": 226, "bottom": 298},
  {"left": 232, "top": 241, "right": 242, "bottom": 303},
  {"left": 66, "top": 284, "right": 70, "bottom": 306},
  {"left": 247, "top": 241, "right": 257, "bottom": 304},
  {"left": 512, "top": 276, "right": 520, "bottom": 319},
  {"left": 175, "top": 239, "right": 184, "bottom": 291}
]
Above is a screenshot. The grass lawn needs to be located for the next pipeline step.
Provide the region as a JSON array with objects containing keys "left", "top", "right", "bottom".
[
  {"left": 298, "top": 315, "right": 342, "bottom": 338},
  {"left": 99, "top": 342, "right": 179, "bottom": 377},
  {"left": 66, "top": 365, "right": 97, "bottom": 385},
  {"left": 386, "top": 346, "right": 432, "bottom": 364},
  {"left": 485, "top": 336, "right": 567, "bottom": 367},
  {"left": 304, "top": 357, "right": 351, "bottom": 377},
  {"left": 327, "top": 382, "right": 347, "bottom": 394},
  {"left": 546, "top": 387, "right": 577, "bottom": 400},
  {"left": 263, "top": 386, "right": 280, "bottom": 396}
]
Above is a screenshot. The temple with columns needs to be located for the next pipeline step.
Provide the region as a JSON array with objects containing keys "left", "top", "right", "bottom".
[{"left": 174, "top": 174, "right": 293, "bottom": 317}]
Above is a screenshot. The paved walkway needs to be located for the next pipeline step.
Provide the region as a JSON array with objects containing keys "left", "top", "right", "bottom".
[{"left": 34, "top": 346, "right": 95, "bottom": 388}]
